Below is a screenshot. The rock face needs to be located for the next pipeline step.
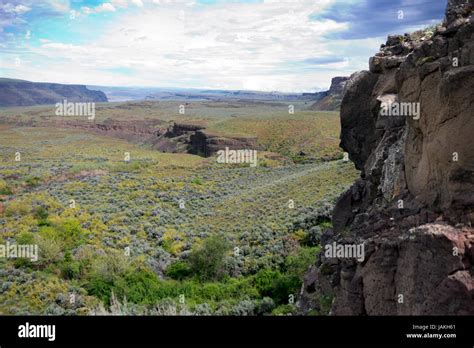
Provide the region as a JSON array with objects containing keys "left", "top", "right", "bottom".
[
  {"left": 0, "top": 78, "right": 108, "bottom": 107},
  {"left": 310, "top": 76, "right": 349, "bottom": 111},
  {"left": 163, "top": 122, "right": 259, "bottom": 157},
  {"left": 328, "top": 76, "right": 350, "bottom": 96},
  {"left": 189, "top": 129, "right": 259, "bottom": 157},
  {"left": 300, "top": 0, "right": 474, "bottom": 315},
  {"left": 166, "top": 122, "right": 205, "bottom": 137},
  {"left": 155, "top": 122, "right": 205, "bottom": 153}
]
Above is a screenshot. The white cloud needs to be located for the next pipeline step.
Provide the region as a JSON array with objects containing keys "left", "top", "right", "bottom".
[
  {"left": 81, "top": 0, "right": 146, "bottom": 16},
  {"left": 10, "top": 0, "right": 372, "bottom": 92},
  {"left": 46, "top": 0, "right": 70, "bottom": 13},
  {"left": 111, "top": 0, "right": 130, "bottom": 7},
  {"left": 131, "top": 0, "right": 144, "bottom": 7},
  {"left": 96, "top": 3, "right": 117, "bottom": 12},
  {"left": 0, "top": 3, "right": 31, "bottom": 14},
  {"left": 81, "top": 2, "right": 117, "bottom": 15}
]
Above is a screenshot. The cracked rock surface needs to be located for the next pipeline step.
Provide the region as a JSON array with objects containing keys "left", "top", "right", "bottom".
[{"left": 299, "top": 0, "right": 474, "bottom": 316}]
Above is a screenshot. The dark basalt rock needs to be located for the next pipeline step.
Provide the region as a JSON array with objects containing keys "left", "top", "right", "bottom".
[
  {"left": 189, "top": 129, "right": 259, "bottom": 157},
  {"left": 299, "top": 0, "right": 474, "bottom": 316},
  {"left": 310, "top": 76, "right": 350, "bottom": 111}
]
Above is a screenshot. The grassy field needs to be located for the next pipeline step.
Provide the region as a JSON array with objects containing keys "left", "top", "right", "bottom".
[
  {"left": 1, "top": 100, "right": 342, "bottom": 161},
  {"left": 0, "top": 101, "right": 357, "bottom": 315}
]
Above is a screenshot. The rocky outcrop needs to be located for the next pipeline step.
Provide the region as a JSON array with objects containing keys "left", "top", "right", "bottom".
[
  {"left": 165, "top": 122, "right": 205, "bottom": 137},
  {"left": 328, "top": 76, "right": 350, "bottom": 96},
  {"left": 161, "top": 122, "right": 259, "bottom": 157},
  {"left": 300, "top": 0, "right": 474, "bottom": 315},
  {"left": 189, "top": 129, "right": 259, "bottom": 157},
  {"left": 310, "top": 76, "right": 349, "bottom": 111},
  {"left": 0, "top": 78, "right": 108, "bottom": 107},
  {"left": 155, "top": 122, "right": 206, "bottom": 153}
]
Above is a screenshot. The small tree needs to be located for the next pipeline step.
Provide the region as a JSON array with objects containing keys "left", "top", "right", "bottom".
[{"left": 188, "top": 235, "right": 231, "bottom": 281}]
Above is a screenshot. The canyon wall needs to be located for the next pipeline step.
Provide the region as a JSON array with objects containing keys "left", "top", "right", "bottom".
[
  {"left": 0, "top": 78, "right": 108, "bottom": 107},
  {"left": 300, "top": 0, "right": 474, "bottom": 315},
  {"left": 310, "top": 76, "right": 349, "bottom": 111},
  {"left": 189, "top": 130, "right": 259, "bottom": 157}
]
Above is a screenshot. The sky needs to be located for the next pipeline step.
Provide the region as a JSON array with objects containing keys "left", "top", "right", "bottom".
[{"left": 0, "top": 0, "right": 446, "bottom": 92}]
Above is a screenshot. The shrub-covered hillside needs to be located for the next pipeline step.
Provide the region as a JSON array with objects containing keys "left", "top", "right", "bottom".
[{"left": 0, "top": 103, "right": 357, "bottom": 315}]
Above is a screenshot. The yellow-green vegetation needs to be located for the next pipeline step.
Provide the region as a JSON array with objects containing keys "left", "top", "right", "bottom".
[
  {"left": 1, "top": 100, "right": 342, "bottom": 162},
  {"left": 0, "top": 101, "right": 358, "bottom": 315},
  {"left": 208, "top": 111, "right": 341, "bottom": 162}
]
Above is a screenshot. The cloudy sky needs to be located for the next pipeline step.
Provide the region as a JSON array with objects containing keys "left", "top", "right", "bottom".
[{"left": 0, "top": 0, "right": 446, "bottom": 92}]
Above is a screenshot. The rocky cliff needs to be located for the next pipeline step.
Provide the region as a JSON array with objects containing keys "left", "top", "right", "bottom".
[
  {"left": 155, "top": 122, "right": 257, "bottom": 156},
  {"left": 0, "top": 78, "right": 108, "bottom": 107},
  {"left": 189, "top": 129, "right": 259, "bottom": 157},
  {"left": 300, "top": 0, "right": 474, "bottom": 315},
  {"left": 310, "top": 76, "right": 349, "bottom": 111}
]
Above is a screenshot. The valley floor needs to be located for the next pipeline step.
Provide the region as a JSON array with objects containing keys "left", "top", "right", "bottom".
[{"left": 0, "top": 103, "right": 358, "bottom": 315}]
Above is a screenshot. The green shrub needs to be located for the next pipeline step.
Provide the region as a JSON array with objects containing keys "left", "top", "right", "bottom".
[
  {"left": 284, "top": 246, "right": 319, "bottom": 277},
  {"left": 165, "top": 261, "right": 192, "bottom": 280},
  {"left": 86, "top": 252, "right": 131, "bottom": 303},
  {"left": 252, "top": 269, "right": 282, "bottom": 296},
  {"left": 12, "top": 232, "right": 36, "bottom": 268},
  {"left": 218, "top": 277, "right": 259, "bottom": 299},
  {"left": 271, "top": 304, "right": 298, "bottom": 316},
  {"left": 24, "top": 176, "right": 41, "bottom": 187},
  {"left": 34, "top": 206, "right": 49, "bottom": 220},
  {"left": 191, "top": 177, "right": 203, "bottom": 185},
  {"left": 113, "top": 268, "right": 161, "bottom": 304},
  {"left": 5, "top": 200, "right": 30, "bottom": 216},
  {"left": 34, "top": 206, "right": 50, "bottom": 226},
  {"left": 38, "top": 218, "right": 87, "bottom": 251},
  {"left": 89, "top": 251, "right": 129, "bottom": 283},
  {"left": 200, "top": 282, "right": 231, "bottom": 302},
  {"left": 61, "top": 261, "right": 80, "bottom": 279},
  {"left": 60, "top": 251, "right": 81, "bottom": 279},
  {"left": 87, "top": 276, "right": 115, "bottom": 304},
  {"left": 270, "top": 275, "right": 301, "bottom": 305},
  {"left": 35, "top": 235, "right": 63, "bottom": 265},
  {"left": 0, "top": 179, "right": 13, "bottom": 195},
  {"left": 188, "top": 235, "right": 231, "bottom": 281},
  {"left": 256, "top": 297, "right": 276, "bottom": 315},
  {"left": 15, "top": 232, "right": 35, "bottom": 245}
]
